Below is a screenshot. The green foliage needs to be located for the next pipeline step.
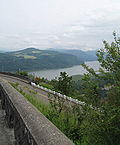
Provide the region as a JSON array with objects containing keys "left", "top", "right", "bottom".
[
  {"left": 0, "top": 48, "right": 82, "bottom": 71},
  {"left": 81, "top": 74, "right": 100, "bottom": 106},
  {"left": 9, "top": 82, "right": 19, "bottom": 89},
  {"left": 39, "top": 82, "right": 54, "bottom": 91},
  {"left": 10, "top": 81, "right": 83, "bottom": 144},
  {"left": 35, "top": 77, "right": 49, "bottom": 84},
  {"left": 97, "top": 32, "right": 120, "bottom": 85},
  {"left": 16, "top": 70, "right": 28, "bottom": 76},
  {"left": 48, "top": 93, "right": 65, "bottom": 115},
  {"left": 80, "top": 32, "right": 120, "bottom": 145},
  {"left": 9, "top": 33, "right": 120, "bottom": 145},
  {"left": 72, "top": 75, "right": 83, "bottom": 81},
  {"left": 47, "top": 92, "right": 84, "bottom": 145},
  {"left": 55, "top": 72, "right": 73, "bottom": 96}
]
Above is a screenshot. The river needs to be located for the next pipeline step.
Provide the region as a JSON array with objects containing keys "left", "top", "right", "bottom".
[{"left": 29, "top": 61, "right": 100, "bottom": 80}]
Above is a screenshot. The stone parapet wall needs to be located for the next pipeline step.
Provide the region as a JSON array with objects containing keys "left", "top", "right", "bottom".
[{"left": 0, "top": 77, "right": 74, "bottom": 145}]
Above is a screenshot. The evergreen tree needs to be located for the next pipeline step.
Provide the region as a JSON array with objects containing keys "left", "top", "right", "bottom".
[{"left": 57, "top": 72, "right": 73, "bottom": 96}]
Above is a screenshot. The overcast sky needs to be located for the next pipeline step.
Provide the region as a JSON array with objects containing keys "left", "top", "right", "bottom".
[{"left": 0, "top": 0, "right": 120, "bottom": 51}]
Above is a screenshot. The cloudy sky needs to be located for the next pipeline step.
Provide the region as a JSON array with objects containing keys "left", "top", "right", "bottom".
[{"left": 0, "top": 0, "right": 120, "bottom": 51}]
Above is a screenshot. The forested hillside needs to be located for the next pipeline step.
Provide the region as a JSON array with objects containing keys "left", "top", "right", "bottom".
[
  {"left": 0, "top": 48, "right": 82, "bottom": 72},
  {"left": 47, "top": 48, "right": 97, "bottom": 61}
]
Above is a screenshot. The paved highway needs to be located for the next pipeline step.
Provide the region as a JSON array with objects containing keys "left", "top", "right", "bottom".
[
  {"left": 0, "top": 73, "right": 50, "bottom": 104},
  {"left": 0, "top": 73, "right": 82, "bottom": 107}
]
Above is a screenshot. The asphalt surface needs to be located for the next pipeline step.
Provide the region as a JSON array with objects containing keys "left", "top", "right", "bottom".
[{"left": 0, "top": 74, "right": 49, "bottom": 104}]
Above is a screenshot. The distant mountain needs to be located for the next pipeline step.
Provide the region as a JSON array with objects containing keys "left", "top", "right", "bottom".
[
  {"left": 47, "top": 48, "right": 97, "bottom": 61},
  {"left": 0, "top": 48, "right": 82, "bottom": 72},
  {"left": 0, "top": 50, "right": 6, "bottom": 53}
]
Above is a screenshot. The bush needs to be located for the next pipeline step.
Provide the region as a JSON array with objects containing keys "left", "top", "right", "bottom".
[{"left": 39, "top": 82, "right": 54, "bottom": 91}]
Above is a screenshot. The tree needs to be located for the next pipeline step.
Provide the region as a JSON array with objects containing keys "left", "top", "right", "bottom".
[
  {"left": 57, "top": 72, "right": 73, "bottom": 96},
  {"left": 82, "top": 32, "right": 120, "bottom": 104},
  {"left": 81, "top": 32, "right": 120, "bottom": 145},
  {"left": 81, "top": 73, "right": 100, "bottom": 106}
]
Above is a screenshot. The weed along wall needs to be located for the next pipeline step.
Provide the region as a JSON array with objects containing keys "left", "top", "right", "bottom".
[{"left": 0, "top": 77, "right": 74, "bottom": 145}]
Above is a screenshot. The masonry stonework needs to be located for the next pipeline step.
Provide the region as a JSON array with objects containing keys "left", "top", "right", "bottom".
[{"left": 0, "top": 77, "right": 74, "bottom": 145}]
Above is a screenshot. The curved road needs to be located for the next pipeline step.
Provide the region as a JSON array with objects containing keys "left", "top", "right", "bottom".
[
  {"left": 0, "top": 73, "right": 49, "bottom": 104},
  {"left": 0, "top": 73, "right": 78, "bottom": 145},
  {"left": 0, "top": 73, "right": 50, "bottom": 145}
]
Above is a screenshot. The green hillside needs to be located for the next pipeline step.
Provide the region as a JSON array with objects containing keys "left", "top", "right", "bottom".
[
  {"left": 0, "top": 48, "right": 82, "bottom": 72},
  {"left": 47, "top": 48, "right": 97, "bottom": 61}
]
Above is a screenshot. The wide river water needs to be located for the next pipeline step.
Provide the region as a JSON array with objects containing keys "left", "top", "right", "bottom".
[{"left": 29, "top": 61, "right": 100, "bottom": 80}]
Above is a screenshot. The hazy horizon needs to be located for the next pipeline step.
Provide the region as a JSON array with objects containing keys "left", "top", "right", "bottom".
[
  {"left": 0, "top": 47, "right": 99, "bottom": 53},
  {"left": 0, "top": 0, "right": 120, "bottom": 51}
]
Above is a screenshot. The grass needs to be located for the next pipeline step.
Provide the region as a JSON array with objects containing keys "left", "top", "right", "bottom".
[
  {"left": 9, "top": 82, "right": 50, "bottom": 116},
  {"left": 32, "top": 51, "right": 41, "bottom": 53},
  {"left": 14, "top": 54, "right": 37, "bottom": 59},
  {"left": 39, "top": 82, "right": 54, "bottom": 91},
  {"left": 24, "top": 55, "right": 36, "bottom": 59},
  {"left": 9, "top": 82, "right": 82, "bottom": 145}
]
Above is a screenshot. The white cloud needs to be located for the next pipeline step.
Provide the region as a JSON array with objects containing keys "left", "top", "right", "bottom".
[
  {"left": 65, "top": 26, "right": 85, "bottom": 33},
  {"left": 0, "top": 0, "right": 120, "bottom": 51}
]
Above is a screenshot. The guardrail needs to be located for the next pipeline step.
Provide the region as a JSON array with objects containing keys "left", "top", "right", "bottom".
[
  {"left": 31, "top": 82, "right": 86, "bottom": 106},
  {"left": 0, "top": 77, "right": 74, "bottom": 145},
  {"left": 0, "top": 72, "right": 85, "bottom": 106}
]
